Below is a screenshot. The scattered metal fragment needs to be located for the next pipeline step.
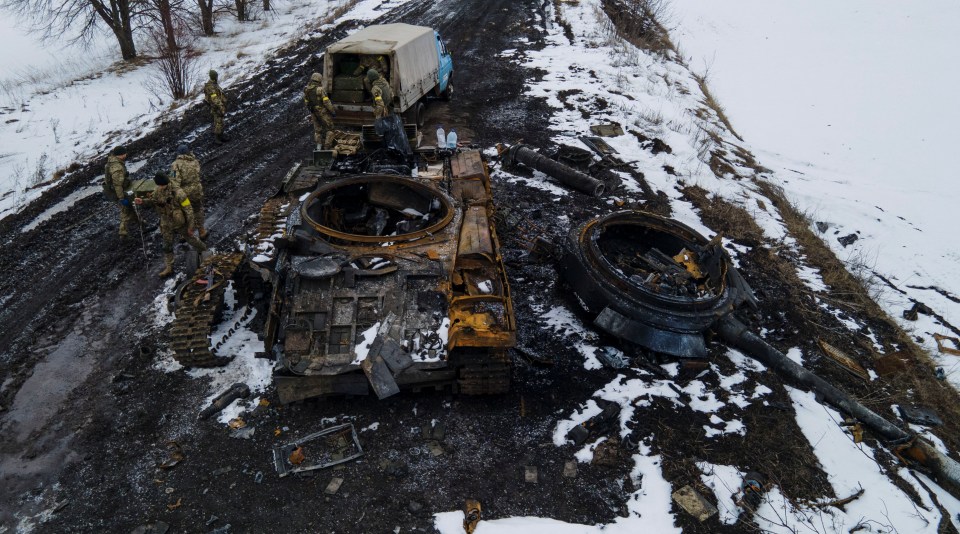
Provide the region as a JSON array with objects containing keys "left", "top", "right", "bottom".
[
  {"left": 562, "top": 460, "right": 578, "bottom": 479},
  {"left": 837, "top": 233, "right": 859, "bottom": 247},
  {"left": 567, "top": 400, "right": 621, "bottom": 446},
  {"left": 579, "top": 136, "right": 618, "bottom": 156},
  {"left": 898, "top": 405, "right": 943, "bottom": 427},
  {"left": 324, "top": 477, "right": 344, "bottom": 495},
  {"left": 199, "top": 383, "right": 251, "bottom": 420},
  {"left": 596, "top": 346, "right": 629, "bottom": 369},
  {"left": 589, "top": 123, "right": 624, "bottom": 137},
  {"left": 463, "top": 500, "right": 482, "bottom": 534},
  {"left": 524, "top": 466, "right": 538, "bottom": 484},
  {"left": 934, "top": 333, "right": 960, "bottom": 356},
  {"left": 671, "top": 485, "right": 718, "bottom": 522},
  {"left": 158, "top": 441, "right": 185, "bottom": 470},
  {"left": 166, "top": 498, "right": 182, "bottom": 511},
  {"left": 272, "top": 423, "right": 363, "bottom": 478},
  {"left": 816, "top": 339, "right": 869, "bottom": 381}
]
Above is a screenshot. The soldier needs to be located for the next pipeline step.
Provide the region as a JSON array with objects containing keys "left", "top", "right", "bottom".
[
  {"left": 368, "top": 69, "right": 393, "bottom": 120},
  {"left": 135, "top": 172, "right": 207, "bottom": 278},
  {"left": 105, "top": 145, "right": 138, "bottom": 237},
  {"left": 353, "top": 54, "right": 388, "bottom": 93},
  {"left": 303, "top": 72, "right": 337, "bottom": 149},
  {"left": 171, "top": 144, "right": 207, "bottom": 239},
  {"left": 203, "top": 70, "right": 229, "bottom": 144}
]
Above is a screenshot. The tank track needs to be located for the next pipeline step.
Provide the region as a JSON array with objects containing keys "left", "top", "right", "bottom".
[
  {"left": 169, "top": 252, "right": 245, "bottom": 368},
  {"left": 458, "top": 351, "right": 512, "bottom": 395}
]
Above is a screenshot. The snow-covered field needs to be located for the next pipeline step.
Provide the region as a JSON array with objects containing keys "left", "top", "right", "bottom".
[
  {"left": 0, "top": 0, "right": 394, "bottom": 220},
  {"left": 669, "top": 0, "right": 960, "bottom": 382}
]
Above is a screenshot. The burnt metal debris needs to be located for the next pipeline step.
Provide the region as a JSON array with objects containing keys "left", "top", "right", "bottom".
[
  {"left": 199, "top": 383, "right": 251, "bottom": 419},
  {"left": 500, "top": 143, "right": 606, "bottom": 197},
  {"left": 562, "top": 209, "right": 960, "bottom": 496},
  {"left": 567, "top": 399, "right": 621, "bottom": 446},
  {"left": 272, "top": 423, "right": 364, "bottom": 477}
]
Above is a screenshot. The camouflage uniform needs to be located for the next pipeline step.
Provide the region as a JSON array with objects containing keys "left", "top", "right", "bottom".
[
  {"left": 353, "top": 55, "right": 388, "bottom": 93},
  {"left": 370, "top": 74, "right": 394, "bottom": 120},
  {"left": 203, "top": 75, "right": 227, "bottom": 138},
  {"left": 171, "top": 153, "right": 205, "bottom": 235},
  {"left": 304, "top": 73, "right": 336, "bottom": 148},
  {"left": 105, "top": 154, "right": 136, "bottom": 236},
  {"left": 143, "top": 184, "right": 207, "bottom": 276}
]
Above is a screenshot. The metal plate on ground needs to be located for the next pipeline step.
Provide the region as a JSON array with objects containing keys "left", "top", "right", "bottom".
[{"left": 272, "top": 423, "right": 364, "bottom": 477}]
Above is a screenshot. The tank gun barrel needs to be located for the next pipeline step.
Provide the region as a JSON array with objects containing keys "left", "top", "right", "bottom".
[{"left": 717, "top": 315, "right": 960, "bottom": 495}]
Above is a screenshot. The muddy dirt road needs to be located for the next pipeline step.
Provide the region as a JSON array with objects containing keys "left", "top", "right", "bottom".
[{"left": 0, "top": 0, "right": 616, "bottom": 531}]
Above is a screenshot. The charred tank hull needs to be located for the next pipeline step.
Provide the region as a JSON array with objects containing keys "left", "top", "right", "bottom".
[{"left": 253, "top": 150, "right": 515, "bottom": 403}]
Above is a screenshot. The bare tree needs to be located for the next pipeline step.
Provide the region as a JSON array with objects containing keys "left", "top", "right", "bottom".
[
  {"left": 196, "top": 0, "right": 214, "bottom": 35},
  {"left": 145, "top": 22, "right": 198, "bottom": 100},
  {"left": 2, "top": 0, "right": 141, "bottom": 60},
  {"left": 140, "top": 0, "right": 188, "bottom": 51},
  {"left": 233, "top": 0, "right": 247, "bottom": 21}
]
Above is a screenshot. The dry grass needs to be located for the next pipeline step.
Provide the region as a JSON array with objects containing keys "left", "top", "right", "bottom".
[
  {"left": 691, "top": 72, "right": 743, "bottom": 142},
  {"left": 681, "top": 185, "right": 764, "bottom": 246}
]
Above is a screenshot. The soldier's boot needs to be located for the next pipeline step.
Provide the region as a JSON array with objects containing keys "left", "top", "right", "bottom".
[
  {"left": 158, "top": 254, "right": 175, "bottom": 278},
  {"left": 214, "top": 133, "right": 225, "bottom": 145}
]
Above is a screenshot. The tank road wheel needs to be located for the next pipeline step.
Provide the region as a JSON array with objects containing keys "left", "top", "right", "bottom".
[{"left": 169, "top": 252, "right": 245, "bottom": 368}]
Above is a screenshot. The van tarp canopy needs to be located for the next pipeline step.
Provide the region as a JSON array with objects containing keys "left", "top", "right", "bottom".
[{"left": 327, "top": 23, "right": 439, "bottom": 109}]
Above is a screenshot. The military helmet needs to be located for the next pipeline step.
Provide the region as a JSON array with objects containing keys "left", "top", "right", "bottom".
[
  {"left": 310, "top": 72, "right": 323, "bottom": 83},
  {"left": 154, "top": 172, "right": 170, "bottom": 186},
  {"left": 176, "top": 144, "right": 189, "bottom": 156},
  {"left": 209, "top": 70, "right": 218, "bottom": 81},
  {"left": 112, "top": 145, "right": 127, "bottom": 156},
  {"left": 366, "top": 68, "right": 380, "bottom": 82}
]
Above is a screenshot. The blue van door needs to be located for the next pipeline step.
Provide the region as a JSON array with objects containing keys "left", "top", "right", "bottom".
[{"left": 435, "top": 31, "right": 454, "bottom": 99}]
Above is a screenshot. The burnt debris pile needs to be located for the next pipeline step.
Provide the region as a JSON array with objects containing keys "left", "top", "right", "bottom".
[{"left": 596, "top": 224, "right": 726, "bottom": 300}]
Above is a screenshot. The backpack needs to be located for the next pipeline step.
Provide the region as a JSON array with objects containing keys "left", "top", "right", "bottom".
[
  {"left": 304, "top": 84, "right": 321, "bottom": 110},
  {"left": 103, "top": 165, "right": 118, "bottom": 201}
]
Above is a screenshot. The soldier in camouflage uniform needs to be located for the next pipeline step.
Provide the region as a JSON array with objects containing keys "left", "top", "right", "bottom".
[
  {"left": 353, "top": 54, "right": 388, "bottom": 93},
  {"left": 135, "top": 172, "right": 207, "bottom": 277},
  {"left": 171, "top": 144, "right": 207, "bottom": 239},
  {"left": 105, "top": 145, "right": 138, "bottom": 237},
  {"left": 203, "top": 70, "right": 229, "bottom": 144},
  {"left": 368, "top": 69, "right": 394, "bottom": 120},
  {"left": 303, "top": 72, "right": 337, "bottom": 149}
]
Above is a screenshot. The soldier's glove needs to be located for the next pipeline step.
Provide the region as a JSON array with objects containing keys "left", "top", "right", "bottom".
[{"left": 119, "top": 198, "right": 131, "bottom": 207}]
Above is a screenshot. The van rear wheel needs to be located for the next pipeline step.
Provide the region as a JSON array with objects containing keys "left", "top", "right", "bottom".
[
  {"left": 441, "top": 80, "right": 453, "bottom": 101},
  {"left": 414, "top": 102, "right": 425, "bottom": 127}
]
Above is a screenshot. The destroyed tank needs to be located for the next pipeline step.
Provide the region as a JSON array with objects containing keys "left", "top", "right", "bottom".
[{"left": 170, "top": 126, "right": 516, "bottom": 404}]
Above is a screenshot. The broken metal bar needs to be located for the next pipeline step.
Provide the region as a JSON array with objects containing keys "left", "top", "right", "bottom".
[
  {"left": 504, "top": 144, "right": 605, "bottom": 197},
  {"left": 717, "top": 315, "right": 960, "bottom": 496},
  {"left": 199, "top": 383, "right": 251, "bottom": 419}
]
